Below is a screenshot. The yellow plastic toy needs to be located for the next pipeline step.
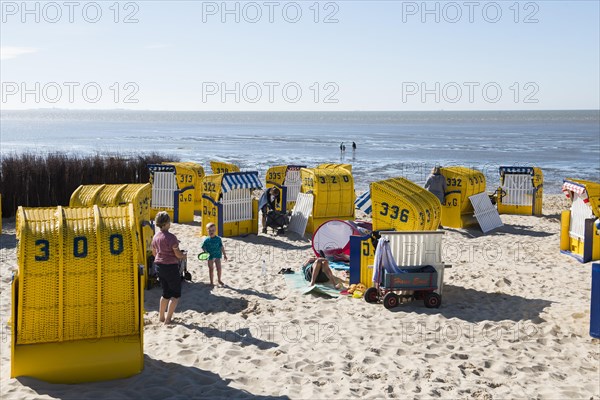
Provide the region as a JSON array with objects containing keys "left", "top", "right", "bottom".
[
  {"left": 210, "top": 160, "right": 240, "bottom": 174},
  {"left": 370, "top": 177, "right": 441, "bottom": 231},
  {"left": 148, "top": 164, "right": 196, "bottom": 223},
  {"left": 560, "top": 179, "right": 600, "bottom": 263},
  {"left": 348, "top": 283, "right": 366, "bottom": 295},
  {"left": 12, "top": 205, "right": 144, "bottom": 383},
  {"left": 301, "top": 164, "right": 355, "bottom": 233},
  {"left": 201, "top": 171, "right": 262, "bottom": 237},
  {"left": 265, "top": 165, "right": 305, "bottom": 212},
  {"left": 439, "top": 166, "right": 486, "bottom": 228},
  {"left": 497, "top": 166, "right": 543, "bottom": 215}
]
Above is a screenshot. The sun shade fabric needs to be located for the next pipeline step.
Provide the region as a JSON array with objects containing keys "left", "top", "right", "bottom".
[
  {"left": 222, "top": 172, "right": 262, "bottom": 193},
  {"left": 563, "top": 180, "right": 587, "bottom": 196},
  {"left": 312, "top": 220, "right": 357, "bottom": 257},
  {"left": 499, "top": 166, "right": 534, "bottom": 175},
  {"left": 148, "top": 164, "right": 176, "bottom": 173},
  {"left": 355, "top": 191, "right": 372, "bottom": 214}
]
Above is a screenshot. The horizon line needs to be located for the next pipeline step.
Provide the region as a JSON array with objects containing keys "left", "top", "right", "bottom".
[{"left": 2, "top": 108, "right": 599, "bottom": 113}]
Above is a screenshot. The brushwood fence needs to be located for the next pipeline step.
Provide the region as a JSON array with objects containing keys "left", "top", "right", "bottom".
[{"left": 0, "top": 153, "right": 177, "bottom": 218}]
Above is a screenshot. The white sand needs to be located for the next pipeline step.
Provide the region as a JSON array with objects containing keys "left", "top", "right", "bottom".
[{"left": 1, "top": 194, "right": 599, "bottom": 399}]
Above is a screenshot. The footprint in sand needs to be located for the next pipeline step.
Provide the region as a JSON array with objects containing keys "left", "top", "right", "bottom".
[
  {"left": 300, "top": 363, "right": 316, "bottom": 373},
  {"left": 250, "top": 358, "right": 265, "bottom": 367},
  {"left": 550, "top": 371, "right": 567, "bottom": 381},
  {"left": 495, "top": 277, "right": 512, "bottom": 287},
  {"left": 362, "top": 356, "right": 377, "bottom": 365},
  {"left": 451, "top": 353, "right": 469, "bottom": 360},
  {"left": 318, "top": 360, "right": 334, "bottom": 368},
  {"left": 369, "top": 347, "right": 382, "bottom": 355}
]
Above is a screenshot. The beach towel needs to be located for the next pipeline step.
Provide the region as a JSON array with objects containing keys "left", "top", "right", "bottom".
[
  {"left": 372, "top": 239, "right": 402, "bottom": 284},
  {"left": 283, "top": 271, "right": 341, "bottom": 298},
  {"left": 329, "top": 261, "right": 350, "bottom": 271}
]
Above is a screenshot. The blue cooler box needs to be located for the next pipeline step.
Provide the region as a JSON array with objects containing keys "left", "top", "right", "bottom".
[{"left": 591, "top": 263, "right": 600, "bottom": 339}]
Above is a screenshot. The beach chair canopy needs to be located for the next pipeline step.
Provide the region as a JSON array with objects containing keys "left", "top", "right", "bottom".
[
  {"left": 563, "top": 180, "right": 588, "bottom": 199},
  {"left": 355, "top": 191, "right": 372, "bottom": 214},
  {"left": 499, "top": 166, "right": 536, "bottom": 175},
  {"left": 222, "top": 172, "right": 262, "bottom": 193},
  {"left": 562, "top": 179, "right": 600, "bottom": 217}
]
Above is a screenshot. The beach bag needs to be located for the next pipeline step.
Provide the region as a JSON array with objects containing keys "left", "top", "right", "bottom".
[{"left": 179, "top": 251, "right": 192, "bottom": 281}]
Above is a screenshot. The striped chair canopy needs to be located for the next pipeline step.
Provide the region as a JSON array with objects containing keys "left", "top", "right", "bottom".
[
  {"left": 222, "top": 172, "right": 263, "bottom": 193},
  {"left": 355, "top": 190, "right": 372, "bottom": 214},
  {"left": 563, "top": 180, "right": 586, "bottom": 195},
  {"left": 499, "top": 166, "right": 535, "bottom": 175}
]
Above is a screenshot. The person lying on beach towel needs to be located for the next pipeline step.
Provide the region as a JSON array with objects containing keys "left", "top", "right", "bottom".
[{"left": 302, "top": 255, "right": 342, "bottom": 289}]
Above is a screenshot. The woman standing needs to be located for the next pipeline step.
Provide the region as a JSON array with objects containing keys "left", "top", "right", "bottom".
[
  {"left": 152, "top": 211, "right": 186, "bottom": 324},
  {"left": 424, "top": 166, "right": 447, "bottom": 204}
]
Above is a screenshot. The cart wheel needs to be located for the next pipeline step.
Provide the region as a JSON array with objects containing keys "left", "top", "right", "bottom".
[
  {"left": 424, "top": 292, "right": 442, "bottom": 308},
  {"left": 383, "top": 292, "right": 399, "bottom": 309},
  {"left": 413, "top": 290, "right": 424, "bottom": 300},
  {"left": 364, "top": 287, "right": 379, "bottom": 303}
]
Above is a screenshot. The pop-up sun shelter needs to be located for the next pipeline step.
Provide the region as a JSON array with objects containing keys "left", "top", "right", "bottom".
[
  {"left": 12, "top": 205, "right": 145, "bottom": 383},
  {"left": 561, "top": 179, "right": 600, "bottom": 262},
  {"left": 311, "top": 219, "right": 372, "bottom": 258},
  {"left": 201, "top": 171, "right": 263, "bottom": 237},
  {"left": 497, "top": 166, "right": 543, "bottom": 215},
  {"left": 265, "top": 165, "right": 305, "bottom": 212}
]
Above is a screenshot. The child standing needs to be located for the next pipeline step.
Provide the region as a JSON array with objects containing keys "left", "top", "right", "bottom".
[{"left": 202, "top": 222, "right": 228, "bottom": 287}]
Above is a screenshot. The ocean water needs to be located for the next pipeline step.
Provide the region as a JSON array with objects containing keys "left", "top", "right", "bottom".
[{"left": 1, "top": 110, "right": 598, "bottom": 193}]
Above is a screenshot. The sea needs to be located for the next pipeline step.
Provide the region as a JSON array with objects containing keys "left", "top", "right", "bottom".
[{"left": 1, "top": 109, "right": 598, "bottom": 193}]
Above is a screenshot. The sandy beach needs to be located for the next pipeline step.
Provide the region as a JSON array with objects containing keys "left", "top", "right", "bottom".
[{"left": 1, "top": 194, "right": 599, "bottom": 399}]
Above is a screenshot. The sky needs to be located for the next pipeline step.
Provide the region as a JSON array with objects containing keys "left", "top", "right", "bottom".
[{"left": 1, "top": 0, "right": 599, "bottom": 111}]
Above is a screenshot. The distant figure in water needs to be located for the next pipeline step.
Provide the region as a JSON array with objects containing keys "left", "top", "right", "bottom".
[
  {"left": 352, "top": 142, "right": 357, "bottom": 150},
  {"left": 340, "top": 142, "right": 346, "bottom": 152},
  {"left": 424, "top": 166, "right": 447, "bottom": 204}
]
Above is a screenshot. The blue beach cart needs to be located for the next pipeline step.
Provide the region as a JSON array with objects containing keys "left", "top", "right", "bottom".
[{"left": 364, "top": 231, "right": 447, "bottom": 309}]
